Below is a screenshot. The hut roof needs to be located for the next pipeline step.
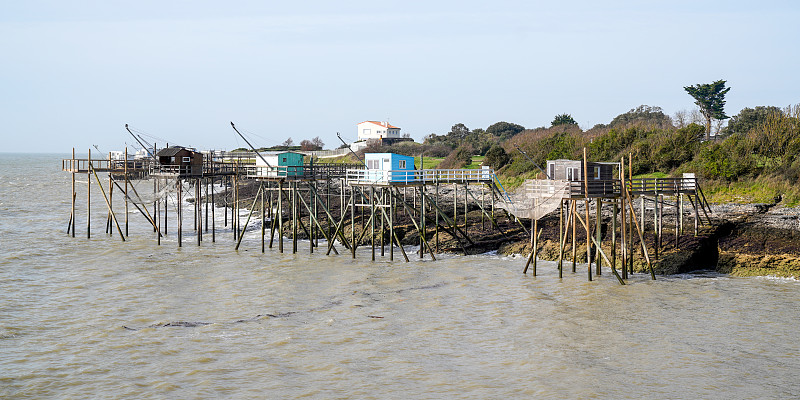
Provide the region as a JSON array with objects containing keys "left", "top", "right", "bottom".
[{"left": 156, "top": 146, "right": 188, "bottom": 157}]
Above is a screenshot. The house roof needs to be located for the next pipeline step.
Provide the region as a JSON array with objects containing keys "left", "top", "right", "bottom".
[{"left": 358, "top": 121, "right": 400, "bottom": 129}]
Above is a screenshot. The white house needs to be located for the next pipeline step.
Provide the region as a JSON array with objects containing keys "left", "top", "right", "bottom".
[{"left": 357, "top": 121, "right": 401, "bottom": 141}]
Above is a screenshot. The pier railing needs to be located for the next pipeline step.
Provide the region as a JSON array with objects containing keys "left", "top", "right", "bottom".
[
  {"left": 628, "top": 177, "right": 697, "bottom": 194},
  {"left": 62, "top": 158, "right": 155, "bottom": 173},
  {"left": 244, "top": 163, "right": 361, "bottom": 180},
  {"left": 345, "top": 168, "right": 495, "bottom": 185}
]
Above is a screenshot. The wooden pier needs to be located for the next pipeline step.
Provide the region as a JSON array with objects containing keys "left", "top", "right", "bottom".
[{"left": 63, "top": 147, "right": 712, "bottom": 285}]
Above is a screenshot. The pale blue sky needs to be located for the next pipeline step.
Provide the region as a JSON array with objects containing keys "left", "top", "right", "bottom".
[{"left": 2, "top": 0, "right": 798, "bottom": 153}]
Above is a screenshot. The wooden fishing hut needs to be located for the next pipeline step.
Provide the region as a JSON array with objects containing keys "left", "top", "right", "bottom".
[
  {"left": 338, "top": 152, "right": 518, "bottom": 263},
  {"left": 155, "top": 146, "right": 203, "bottom": 177},
  {"left": 513, "top": 151, "right": 713, "bottom": 285},
  {"left": 254, "top": 151, "right": 304, "bottom": 177}
]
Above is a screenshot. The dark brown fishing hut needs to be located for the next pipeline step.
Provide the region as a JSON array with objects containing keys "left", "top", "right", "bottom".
[{"left": 155, "top": 146, "right": 203, "bottom": 177}]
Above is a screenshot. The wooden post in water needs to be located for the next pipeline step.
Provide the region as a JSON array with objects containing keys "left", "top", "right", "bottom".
[
  {"left": 612, "top": 201, "right": 617, "bottom": 273},
  {"left": 196, "top": 178, "right": 201, "bottom": 246},
  {"left": 204, "top": 177, "right": 209, "bottom": 234},
  {"left": 629, "top": 154, "right": 635, "bottom": 275},
  {"left": 654, "top": 192, "right": 659, "bottom": 260},
  {"left": 293, "top": 182, "right": 299, "bottom": 254},
  {"left": 278, "top": 179, "right": 284, "bottom": 253},
  {"left": 420, "top": 186, "right": 425, "bottom": 259},
  {"left": 155, "top": 178, "right": 160, "bottom": 245},
  {"left": 71, "top": 148, "right": 76, "bottom": 237},
  {"left": 620, "top": 157, "right": 627, "bottom": 279},
  {"left": 235, "top": 174, "right": 240, "bottom": 241},
  {"left": 106, "top": 152, "right": 112, "bottom": 235},
  {"left": 124, "top": 147, "right": 129, "bottom": 237},
  {"left": 435, "top": 182, "right": 440, "bottom": 252},
  {"left": 390, "top": 190, "right": 394, "bottom": 261},
  {"left": 571, "top": 200, "right": 577, "bottom": 273},
  {"left": 558, "top": 199, "right": 564, "bottom": 278},
  {"left": 350, "top": 185, "right": 356, "bottom": 258},
  {"left": 532, "top": 216, "right": 539, "bottom": 275},
  {"left": 211, "top": 176, "right": 216, "bottom": 243},
  {"left": 583, "top": 148, "right": 592, "bottom": 282},
  {"left": 177, "top": 178, "right": 183, "bottom": 247},
  {"left": 595, "top": 197, "right": 602, "bottom": 276},
  {"left": 163, "top": 178, "right": 168, "bottom": 235},
  {"left": 87, "top": 148, "right": 91, "bottom": 239}
]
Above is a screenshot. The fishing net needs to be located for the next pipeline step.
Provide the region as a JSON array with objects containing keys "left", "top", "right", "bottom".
[
  {"left": 123, "top": 179, "right": 178, "bottom": 205},
  {"left": 496, "top": 179, "right": 568, "bottom": 220}
]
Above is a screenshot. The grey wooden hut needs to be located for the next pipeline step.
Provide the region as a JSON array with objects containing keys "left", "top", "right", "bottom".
[
  {"left": 546, "top": 159, "right": 618, "bottom": 197},
  {"left": 546, "top": 159, "right": 614, "bottom": 181},
  {"left": 156, "top": 146, "right": 203, "bottom": 177}
]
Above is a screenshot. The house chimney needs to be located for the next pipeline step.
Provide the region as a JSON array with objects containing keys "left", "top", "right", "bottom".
[{"left": 383, "top": 121, "right": 387, "bottom": 127}]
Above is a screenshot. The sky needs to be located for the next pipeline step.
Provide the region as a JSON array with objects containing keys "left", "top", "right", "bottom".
[{"left": 1, "top": 0, "right": 798, "bottom": 153}]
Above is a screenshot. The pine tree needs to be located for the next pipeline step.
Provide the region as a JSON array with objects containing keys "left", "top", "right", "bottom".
[{"left": 683, "top": 80, "right": 731, "bottom": 140}]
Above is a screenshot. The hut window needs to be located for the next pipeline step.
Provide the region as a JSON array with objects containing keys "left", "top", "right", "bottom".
[
  {"left": 282, "top": 157, "right": 287, "bottom": 163},
  {"left": 183, "top": 157, "right": 191, "bottom": 163},
  {"left": 399, "top": 160, "right": 406, "bottom": 169},
  {"left": 593, "top": 166, "right": 600, "bottom": 179},
  {"left": 367, "top": 159, "right": 379, "bottom": 169}
]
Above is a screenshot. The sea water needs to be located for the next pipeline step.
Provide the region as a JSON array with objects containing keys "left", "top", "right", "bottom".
[{"left": 1, "top": 153, "right": 799, "bottom": 398}]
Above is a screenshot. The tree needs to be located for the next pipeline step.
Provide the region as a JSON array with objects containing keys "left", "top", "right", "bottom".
[
  {"left": 484, "top": 145, "right": 510, "bottom": 169},
  {"left": 609, "top": 105, "right": 673, "bottom": 129},
  {"left": 486, "top": 121, "right": 525, "bottom": 140},
  {"left": 551, "top": 114, "right": 577, "bottom": 127},
  {"left": 673, "top": 110, "right": 688, "bottom": 128},
  {"left": 438, "top": 143, "right": 474, "bottom": 169},
  {"left": 300, "top": 139, "right": 322, "bottom": 151},
  {"left": 683, "top": 79, "right": 731, "bottom": 140},
  {"left": 723, "top": 106, "right": 782, "bottom": 136},
  {"left": 311, "top": 136, "right": 325, "bottom": 149},
  {"left": 448, "top": 123, "right": 470, "bottom": 139},
  {"left": 282, "top": 137, "right": 294, "bottom": 147}
]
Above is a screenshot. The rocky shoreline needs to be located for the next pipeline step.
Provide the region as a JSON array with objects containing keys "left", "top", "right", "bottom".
[{"left": 223, "top": 182, "right": 800, "bottom": 279}]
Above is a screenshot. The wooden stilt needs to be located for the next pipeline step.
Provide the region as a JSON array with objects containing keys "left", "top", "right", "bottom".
[
  {"left": 261, "top": 182, "right": 266, "bottom": 253},
  {"left": 350, "top": 185, "right": 356, "bottom": 258},
  {"left": 436, "top": 183, "right": 439, "bottom": 252},
  {"left": 595, "top": 197, "right": 602, "bottom": 276},
  {"left": 90, "top": 166, "right": 125, "bottom": 241},
  {"left": 558, "top": 199, "right": 564, "bottom": 278},
  {"left": 178, "top": 178, "right": 182, "bottom": 247},
  {"left": 124, "top": 147, "right": 128, "bottom": 237},
  {"left": 87, "top": 148, "right": 91, "bottom": 239},
  {"left": 584, "top": 148, "right": 592, "bottom": 282},
  {"left": 71, "top": 148, "right": 76, "bottom": 237},
  {"left": 612, "top": 201, "right": 617, "bottom": 274},
  {"left": 278, "top": 180, "right": 284, "bottom": 253},
  {"left": 211, "top": 176, "right": 216, "bottom": 243},
  {"left": 571, "top": 200, "right": 577, "bottom": 273}
]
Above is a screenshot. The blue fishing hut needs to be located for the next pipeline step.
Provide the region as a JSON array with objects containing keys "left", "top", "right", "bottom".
[{"left": 364, "top": 153, "right": 416, "bottom": 183}]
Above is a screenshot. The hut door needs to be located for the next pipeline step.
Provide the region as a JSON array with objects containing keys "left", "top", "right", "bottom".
[{"left": 567, "top": 167, "right": 580, "bottom": 181}]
